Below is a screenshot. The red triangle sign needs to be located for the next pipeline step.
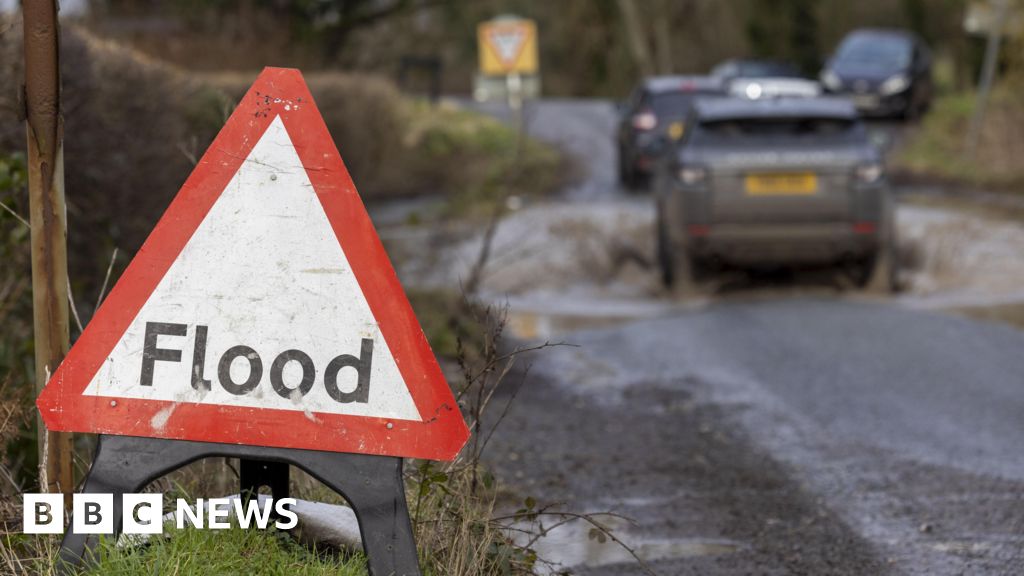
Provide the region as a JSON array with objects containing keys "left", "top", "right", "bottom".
[{"left": 37, "top": 68, "right": 469, "bottom": 461}]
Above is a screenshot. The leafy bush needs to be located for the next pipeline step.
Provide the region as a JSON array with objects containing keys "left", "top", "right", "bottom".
[
  {"left": 0, "top": 152, "right": 36, "bottom": 495},
  {"left": 209, "top": 72, "right": 567, "bottom": 206},
  {"left": 401, "top": 102, "right": 566, "bottom": 217}
]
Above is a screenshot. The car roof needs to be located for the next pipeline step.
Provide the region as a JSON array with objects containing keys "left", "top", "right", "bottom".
[
  {"left": 713, "top": 58, "right": 803, "bottom": 76},
  {"left": 642, "top": 75, "right": 725, "bottom": 93},
  {"left": 692, "top": 97, "right": 858, "bottom": 121},
  {"left": 841, "top": 27, "right": 917, "bottom": 44},
  {"left": 729, "top": 77, "right": 821, "bottom": 92},
  {"left": 718, "top": 58, "right": 794, "bottom": 67}
]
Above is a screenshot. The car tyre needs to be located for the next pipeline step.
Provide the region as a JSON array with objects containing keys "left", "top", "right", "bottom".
[
  {"left": 657, "top": 217, "right": 700, "bottom": 296},
  {"left": 625, "top": 170, "right": 649, "bottom": 193},
  {"left": 619, "top": 147, "right": 640, "bottom": 189},
  {"left": 850, "top": 254, "right": 877, "bottom": 288},
  {"left": 656, "top": 215, "right": 674, "bottom": 287},
  {"left": 618, "top": 148, "right": 630, "bottom": 185},
  {"left": 864, "top": 196, "right": 900, "bottom": 293}
]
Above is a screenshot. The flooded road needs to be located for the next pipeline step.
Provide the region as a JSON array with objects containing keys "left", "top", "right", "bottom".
[
  {"left": 375, "top": 100, "right": 1024, "bottom": 574},
  {"left": 381, "top": 100, "right": 1024, "bottom": 339}
]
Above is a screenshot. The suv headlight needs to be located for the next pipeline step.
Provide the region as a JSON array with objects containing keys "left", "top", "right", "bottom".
[
  {"left": 855, "top": 162, "right": 885, "bottom": 185},
  {"left": 820, "top": 70, "right": 841, "bottom": 91},
  {"left": 879, "top": 74, "right": 910, "bottom": 96}
]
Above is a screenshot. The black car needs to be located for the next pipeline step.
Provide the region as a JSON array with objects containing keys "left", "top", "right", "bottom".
[
  {"left": 617, "top": 75, "right": 725, "bottom": 189},
  {"left": 709, "top": 58, "right": 803, "bottom": 81},
  {"left": 820, "top": 29, "right": 933, "bottom": 119}
]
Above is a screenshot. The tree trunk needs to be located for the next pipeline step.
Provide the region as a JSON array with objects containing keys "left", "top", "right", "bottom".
[{"left": 617, "top": 0, "right": 655, "bottom": 77}]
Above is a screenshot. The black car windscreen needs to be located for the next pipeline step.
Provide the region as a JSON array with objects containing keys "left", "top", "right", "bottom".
[
  {"left": 693, "top": 117, "right": 863, "bottom": 144},
  {"left": 650, "top": 92, "right": 709, "bottom": 118},
  {"left": 738, "top": 61, "right": 802, "bottom": 78},
  {"left": 835, "top": 35, "right": 912, "bottom": 71}
]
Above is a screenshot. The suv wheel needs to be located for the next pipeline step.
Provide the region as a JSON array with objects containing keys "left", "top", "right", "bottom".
[
  {"left": 864, "top": 197, "right": 900, "bottom": 293},
  {"left": 657, "top": 217, "right": 701, "bottom": 296}
]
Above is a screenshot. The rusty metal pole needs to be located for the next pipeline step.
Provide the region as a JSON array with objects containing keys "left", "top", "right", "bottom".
[{"left": 23, "top": 0, "right": 73, "bottom": 502}]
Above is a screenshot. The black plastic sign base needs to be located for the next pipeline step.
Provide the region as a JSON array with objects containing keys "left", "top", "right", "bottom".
[{"left": 59, "top": 434, "right": 421, "bottom": 576}]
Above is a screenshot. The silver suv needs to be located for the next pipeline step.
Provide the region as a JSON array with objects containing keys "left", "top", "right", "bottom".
[{"left": 654, "top": 97, "right": 896, "bottom": 291}]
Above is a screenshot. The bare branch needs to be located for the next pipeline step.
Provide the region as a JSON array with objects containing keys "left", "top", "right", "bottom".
[
  {"left": 66, "top": 280, "right": 84, "bottom": 334},
  {"left": 495, "top": 509, "right": 659, "bottom": 576},
  {"left": 95, "top": 247, "right": 119, "bottom": 310},
  {"left": 0, "top": 200, "right": 29, "bottom": 229}
]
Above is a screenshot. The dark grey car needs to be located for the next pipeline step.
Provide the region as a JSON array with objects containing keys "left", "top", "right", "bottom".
[
  {"left": 655, "top": 97, "right": 896, "bottom": 291},
  {"left": 617, "top": 76, "right": 725, "bottom": 189}
]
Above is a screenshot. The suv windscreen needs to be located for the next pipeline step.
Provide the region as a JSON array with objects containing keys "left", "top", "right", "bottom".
[
  {"left": 834, "top": 35, "right": 911, "bottom": 71},
  {"left": 691, "top": 116, "right": 863, "bottom": 145}
]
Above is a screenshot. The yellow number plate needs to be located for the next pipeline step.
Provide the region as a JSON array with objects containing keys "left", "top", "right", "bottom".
[
  {"left": 744, "top": 172, "right": 818, "bottom": 196},
  {"left": 668, "top": 121, "right": 685, "bottom": 140}
]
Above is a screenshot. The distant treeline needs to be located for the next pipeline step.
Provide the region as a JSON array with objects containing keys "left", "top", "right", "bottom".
[{"left": 84, "top": 0, "right": 986, "bottom": 96}]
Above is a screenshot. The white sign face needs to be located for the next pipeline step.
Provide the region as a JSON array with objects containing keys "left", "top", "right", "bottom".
[
  {"left": 488, "top": 28, "right": 528, "bottom": 65},
  {"left": 82, "top": 116, "right": 421, "bottom": 424}
]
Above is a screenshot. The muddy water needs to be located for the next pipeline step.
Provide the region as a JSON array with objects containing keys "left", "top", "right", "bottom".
[
  {"left": 509, "top": 517, "right": 740, "bottom": 574},
  {"left": 438, "top": 198, "right": 1024, "bottom": 340}
]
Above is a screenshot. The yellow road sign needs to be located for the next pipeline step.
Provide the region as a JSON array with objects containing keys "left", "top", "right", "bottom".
[
  {"left": 478, "top": 18, "right": 538, "bottom": 75},
  {"left": 964, "top": 1, "right": 1024, "bottom": 36}
]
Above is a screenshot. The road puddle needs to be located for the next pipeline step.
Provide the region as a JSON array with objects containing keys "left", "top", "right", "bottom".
[
  {"left": 501, "top": 292, "right": 683, "bottom": 340},
  {"left": 942, "top": 301, "right": 1024, "bottom": 330},
  {"left": 510, "top": 518, "right": 741, "bottom": 573},
  {"left": 507, "top": 312, "right": 636, "bottom": 340}
]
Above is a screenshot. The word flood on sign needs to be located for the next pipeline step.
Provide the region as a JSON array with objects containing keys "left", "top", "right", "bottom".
[{"left": 140, "top": 322, "right": 373, "bottom": 403}]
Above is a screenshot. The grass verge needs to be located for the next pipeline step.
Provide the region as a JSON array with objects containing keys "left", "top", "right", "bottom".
[
  {"left": 207, "top": 71, "right": 569, "bottom": 217},
  {"left": 894, "top": 89, "right": 1024, "bottom": 189},
  {"left": 3, "top": 526, "right": 365, "bottom": 575},
  {"left": 400, "top": 100, "right": 567, "bottom": 218}
]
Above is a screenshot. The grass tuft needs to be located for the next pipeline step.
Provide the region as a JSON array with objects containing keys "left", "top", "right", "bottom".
[{"left": 79, "top": 524, "right": 365, "bottom": 576}]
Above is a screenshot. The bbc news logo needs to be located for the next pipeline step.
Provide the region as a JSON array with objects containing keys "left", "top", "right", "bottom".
[{"left": 23, "top": 494, "right": 298, "bottom": 534}]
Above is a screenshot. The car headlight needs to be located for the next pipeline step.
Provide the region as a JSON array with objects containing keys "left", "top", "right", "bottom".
[
  {"left": 820, "top": 70, "right": 841, "bottom": 91},
  {"left": 744, "top": 82, "right": 763, "bottom": 99},
  {"left": 879, "top": 74, "right": 910, "bottom": 96},
  {"left": 855, "top": 162, "right": 885, "bottom": 185},
  {"left": 677, "top": 165, "right": 708, "bottom": 186}
]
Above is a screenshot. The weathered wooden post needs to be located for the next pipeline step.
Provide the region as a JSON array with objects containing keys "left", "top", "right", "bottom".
[{"left": 23, "top": 0, "right": 74, "bottom": 503}]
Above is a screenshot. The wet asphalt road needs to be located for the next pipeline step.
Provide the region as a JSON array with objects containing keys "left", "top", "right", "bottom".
[
  {"left": 492, "top": 300, "right": 1024, "bottom": 574},
  {"left": 463, "top": 99, "right": 1024, "bottom": 574}
]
